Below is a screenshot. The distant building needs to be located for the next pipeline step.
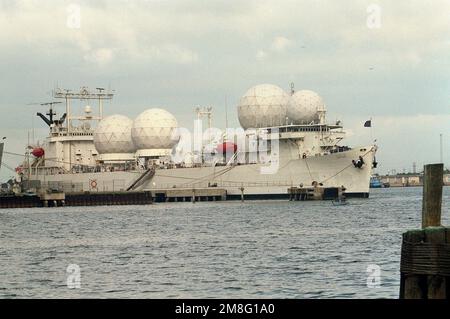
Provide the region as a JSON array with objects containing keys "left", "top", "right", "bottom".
[
  {"left": 444, "top": 174, "right": 450, "bottom": 186},
  {"left": 381, "top": 173, "right": 450, "bottom": 187},
  {"left": 381, "top": 174, "right": 422, "bottom": 187}
]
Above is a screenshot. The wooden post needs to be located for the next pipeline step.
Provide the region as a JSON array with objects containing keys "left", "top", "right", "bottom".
[
  {"left": 400, "top": 163, "right": 448, "bottom": 299},
  {"left": 422, "top": 163, "right": 443, "bottom": 228},
  {"left": 401, "top": 229, "right": 426, "bottom": 299},
  {"left": 424, "top": 227, "right": 447, "bottom": 299}
]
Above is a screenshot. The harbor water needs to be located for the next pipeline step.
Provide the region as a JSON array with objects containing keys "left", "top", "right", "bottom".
[{"left": 1, "top": 187, "right": 449, "bottom": 299}]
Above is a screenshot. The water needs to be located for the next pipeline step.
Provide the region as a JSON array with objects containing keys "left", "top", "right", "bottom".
[{"left": 1, "top": 187, "right": 449, "bottom": 299}]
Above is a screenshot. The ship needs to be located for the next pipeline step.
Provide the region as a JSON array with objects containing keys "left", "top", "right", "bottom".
[
  {"left": 14, "top": 84, "right": 377, "bottom": 199},
  {"left": 370, "top": 175, "right": 383, "bottom": 188}
]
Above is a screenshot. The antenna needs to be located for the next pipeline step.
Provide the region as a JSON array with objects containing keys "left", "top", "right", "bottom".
[
  {"left": 440, "top": 133, "right": 443, "bottom": 163},
  {"left": 225, "top": 95, "right": 229, "bottom": 129},
  {"left": 195, "top": 106, "right": 213, "bottom": 145},
  {"left": 31, "top": 114, "right": 35, "bottom": 145},
  {"left": 28, "top": 101, "right": 64, "bottom": 127},
  {"left": 0, "top": 138, "right": 4, "bottom": 172},
  {"left": 41, "top": 101, "right": 62, "bottom": 125},
  {"left": 195, "top": 106, "right": 213, "bottom": 130},
  {"left": 96, "top": 87, "right": 105, "bottom": 119},
  {"left": 27, "top": 131, "right": 31, "bottom": 181},
  {"left": 53, "top": 87, "right": 114, "bottom": 131}
]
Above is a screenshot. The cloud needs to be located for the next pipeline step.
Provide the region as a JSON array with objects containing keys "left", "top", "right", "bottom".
[
  {"left": 255, "top": 36, "right": 292, "bottom": 60},
  {"left": 0, "top": 0, "right": 200, "bottom": 67},
  {"left": 84, "top": 48, "right": 114, "bottom": 65},
  {"left": 146, "top": 44, "right": 199, "bottom": 65},
  {"left": 256, "top": 50, "right": 267, "bottom": 61},
  {"left": 271, "top": 36, "right": 292, "bottom": 52}
]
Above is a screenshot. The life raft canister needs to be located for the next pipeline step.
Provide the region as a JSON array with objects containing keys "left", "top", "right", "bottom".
[{"left": 90, "top": 180, "right": 98, "bottom": 189}]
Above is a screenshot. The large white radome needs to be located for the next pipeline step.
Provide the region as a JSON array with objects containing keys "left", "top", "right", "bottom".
[
  {"left": 287, "top": 90, "right": 326, "bottom": 124},
  {"left": 237, "top": 84, "right": 290, "bottom": 129},
  {"left": 93, "top": 115, "right": 135, "bottom": 154},
  {"left": 132, "top": 108, "right": 179, "bottom": 151}
]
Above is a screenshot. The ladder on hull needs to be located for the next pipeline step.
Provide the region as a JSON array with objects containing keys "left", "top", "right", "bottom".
[{"left": 126, "top": 168, "right": 155, "bottom": 192}]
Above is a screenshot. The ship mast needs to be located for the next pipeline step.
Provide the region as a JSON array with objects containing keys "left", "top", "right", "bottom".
[
  {"left": 53, "top": 86, "right": 114, "bottom": 131},
  {"left": 195, "top": 106, "right": 213, "bottom": 143}
]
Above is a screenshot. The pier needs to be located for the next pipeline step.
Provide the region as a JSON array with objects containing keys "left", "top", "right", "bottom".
[
  {"left": 0, "top": 191, "right": 153, "bottom": 208},
  {"left": 150, "top": 188, "right": 227, "bottom": 203},
  {"left": 0, "top": 191, "right": 66, "bottom": 209},
  {"left": 288, "top": 186, "right": 344, "bottom": 201},
  {"left": 40, "top": 192, "right": 66, "bottom": 207},
  {"left": 1, "top": 185, "right": 354, "bottom": 208},
  {"left": 399, "top": 163, "right": 449, "bottom": 299},
  {"left": 65, "top": 191, "right": 153, "bottom": 206},
  {"left": 0, "top": 194, "right": 42, "bottom": 209}
]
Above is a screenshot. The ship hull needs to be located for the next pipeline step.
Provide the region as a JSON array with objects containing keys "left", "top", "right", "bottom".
[{"left": 30, "top": 145, "right": 376, "bottom": 199}]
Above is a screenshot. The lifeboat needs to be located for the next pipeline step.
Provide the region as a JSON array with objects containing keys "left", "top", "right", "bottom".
[
  {"left": 216, "top": 142, "right": 237, "bottom": 154},
  {"left": 31, "top": 147, "right": 45, "bottom": 158}
]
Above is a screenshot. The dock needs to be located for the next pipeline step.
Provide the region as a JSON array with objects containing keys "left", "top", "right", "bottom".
[
  {"left": 1, "top": 185, "right": 349, "bottom": 208},
  {"left": 0, "top": 194, "right": 42, "bottom": 209},
  {"left": 288, "top": 186, "right": 344, "bottom": 201},
  {"left": 65, "top": 191, "right": 153, "bottom": 206},
  {"left": 150, "top": 188, "right": 227, "bottom": 203},
  {"left": 0, "top": 191, "right": 153, "bottom": 209},
  {"left": 40, "top": 192, "right": 66, "bottom": 207}
]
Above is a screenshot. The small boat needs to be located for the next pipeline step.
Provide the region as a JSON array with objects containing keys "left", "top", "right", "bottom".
[
  {"left": 370, "top": 176, "right": 383, "bottom": 188},
  {"left": 332, "top": 197, "right": 349, "bottom": 206}
]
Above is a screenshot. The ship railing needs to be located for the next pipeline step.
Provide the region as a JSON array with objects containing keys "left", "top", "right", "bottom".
[
  {"left": 99, "top": 180, "right": 126, "bottom": 192},
  {"left": 328, "top": 146, "right": 352, "bottom": 154},
  {"left": 40, "top": 179, "right": 127, "bottom": 193},
  {"left": 41, "top": 181, "right": 84, "bottom": 193},
  {"left": 153, "top": 180, "right": 294, "bottom": 189}
]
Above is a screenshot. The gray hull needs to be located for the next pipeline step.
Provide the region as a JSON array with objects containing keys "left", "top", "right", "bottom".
[{"left": 31, "top": 146, "right": 375, "bottom": 198}]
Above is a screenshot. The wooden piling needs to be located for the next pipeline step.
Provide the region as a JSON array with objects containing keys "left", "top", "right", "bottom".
[
  {"left": 400, "top": 230, "right": 426, "bottom": 299},
  {"left": 422, "top": 163, "right": 443, "bottom": 228},
  {"left": 424, "top": 227, "right": 447, "bottom": 299},
  {"left": 399, "top": 163, "right": 448, "bottom": 299}
]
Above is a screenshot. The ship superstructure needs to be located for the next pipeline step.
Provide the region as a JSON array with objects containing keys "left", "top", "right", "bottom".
[
  {"left": 28, "top": 87, "right": 113, "bottom": 175},
  {"left": 19, "top": 84, "right": 377, "bottom": 198}
]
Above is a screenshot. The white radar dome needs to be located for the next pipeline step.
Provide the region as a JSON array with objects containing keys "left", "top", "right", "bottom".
[
  {"left": 93, "top": 115, "right": 135, "bottom": 154},
  {"left": 132, "top": 108, "right": 179, "bottom": 155},
  {"left": 237, "top": 84, "right": 290, "bottom": 129},
  {"left": 287, "top": 90, "right": 326, "bottom": 124}
]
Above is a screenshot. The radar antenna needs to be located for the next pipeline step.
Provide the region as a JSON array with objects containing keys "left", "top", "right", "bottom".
[
  {"left": 28, "top": 101, "right": 64, "bottom": 127},
  {"left": 195, "top": 106, "right": 213, "bottom": 131},
  {"left": 53, "top": 86, "right": 114, "bottom": 133},
  {"left": 195, "top": 106, "right": 214, "bottom": 148}
]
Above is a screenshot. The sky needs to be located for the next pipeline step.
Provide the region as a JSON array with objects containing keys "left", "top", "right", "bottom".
[{"left": 0, "top": 0, "right": 449, "bottom": 180}]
